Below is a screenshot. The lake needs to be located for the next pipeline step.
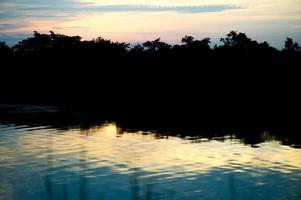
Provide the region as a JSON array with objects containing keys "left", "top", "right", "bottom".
[{"left": 1, "top": 115, "right": 301, "bottom": 200}]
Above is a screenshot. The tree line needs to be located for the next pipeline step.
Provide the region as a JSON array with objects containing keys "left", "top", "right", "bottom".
[
  {"left": 0, "top": 30, "right": 300, "bottom": 146},
  {"left": 0, "top": 30, "right": 300, "bottom": 58},
  {"left": 0, "top": 30, "right": 300, "bottom": 117}
]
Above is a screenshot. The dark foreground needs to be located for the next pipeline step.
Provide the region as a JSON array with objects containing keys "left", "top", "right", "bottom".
[{"left": 1, "top": 31, "right": 300, "bottom": 135}]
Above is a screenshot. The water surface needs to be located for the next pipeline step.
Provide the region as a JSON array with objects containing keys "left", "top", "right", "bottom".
[{"left": 0, "top": 122, "right": 301, "bottom": 200}]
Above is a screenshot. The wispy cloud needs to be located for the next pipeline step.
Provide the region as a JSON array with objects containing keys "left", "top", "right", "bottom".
[
  {"left": 1, "top": 4, "right": 241, "bottom": 20},
  {"left": 65, "top": 4, "right": 241, "bottom": 14},
  {"left": 0, "top": 24, "right": 17, "bottom": 30},
  {"left": 91, "top": 5, "right": 240, "bottom": 13}
]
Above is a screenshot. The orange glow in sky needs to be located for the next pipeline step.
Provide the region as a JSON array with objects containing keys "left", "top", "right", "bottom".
[{"left": 0, "top": 0, "right": 300, "bottom": 47}]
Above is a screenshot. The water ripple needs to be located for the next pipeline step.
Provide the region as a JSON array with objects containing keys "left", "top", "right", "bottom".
[{"left": 0, "top": 122, "right": 301, "bottom": 200}]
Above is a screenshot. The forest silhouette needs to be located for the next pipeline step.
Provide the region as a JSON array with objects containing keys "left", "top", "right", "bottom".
[{"left": 0, "top": 31, "right": 300, "bottom": 130}]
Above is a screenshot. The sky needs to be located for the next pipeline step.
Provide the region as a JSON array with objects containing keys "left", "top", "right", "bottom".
[{"left": 0, "top": 0, "right": 301, "bottom": 48}]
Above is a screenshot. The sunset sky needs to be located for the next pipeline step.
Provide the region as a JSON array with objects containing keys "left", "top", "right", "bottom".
[{"left": 0, "top": 0, "right": 300, "bottom": 48}]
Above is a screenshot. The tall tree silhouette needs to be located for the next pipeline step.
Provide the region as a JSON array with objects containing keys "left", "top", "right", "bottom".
[
  {"left": 143, "top": 38, "right": 171, "bottom": 53},
  {"left": 181, "top": 36, "right": 194, "bottom": 46},
  {"left": 220, "top": 31, "right": 252, "bottom": 49},
  {"left": 284, "top": 38, "right": 300, "bottom": 52},
  {"left": 181, "top": 36, "right": 211, "bottom": 50},
  {"left": 0, "top": 42, "right": 10, "bottom": 55}
]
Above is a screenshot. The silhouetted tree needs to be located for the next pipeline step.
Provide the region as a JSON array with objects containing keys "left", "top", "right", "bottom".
[
  {"left": 88, "top": 37, "right": 129, "bottom": 54},
  {"left": 218, "top": 31, "right": 280, "bottom": 57},
  {"left": 0, "top": 41, "right": 11, "bottom": 61},
  {"left": 284, "top": 38, "right": 300, "bottom": 52},
  {"left": 143, "top": 38, "right": 171, "bottom": 53},
  {"left": 191, "top": 38, "right": 211, "bottom": 50},
  {"left": 49, "top": 31, "right": 81, "bottom": 49},
  {"left": 0, "top": 41, "right": 10, "bottom": 54},
  {"left": 181, "top": 36, "right": 194, "bottom": 46},
  {"left": 12, "top": 31, "right": 52, "bottom": 52},
  {"left": 220, "top": 31, "right": 252, "bottom": 49},
  {"left": 12, "top": 31, "right": 82, "bottom": 52},
  {"left": 259, "top": 41, "right": 270, "bottom": 49},
  {"left": 181, "top": 36, "right": 211, "bottom": 51},
  {"left": 129, "top": 44, "right": 144, "bottom": 54}
]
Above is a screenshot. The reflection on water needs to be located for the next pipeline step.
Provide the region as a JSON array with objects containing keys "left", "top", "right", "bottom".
[{"left": 0, "top": 122, "right": 301, "bottom": 200}]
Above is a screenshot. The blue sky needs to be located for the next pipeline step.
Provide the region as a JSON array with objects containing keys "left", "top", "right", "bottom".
[{"left": 0, "top": 0, "right": 301, "bottom": 48}]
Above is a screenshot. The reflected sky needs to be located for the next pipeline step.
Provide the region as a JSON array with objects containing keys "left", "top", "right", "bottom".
[
  {"left": 1, "top": 122, "right": 301, "bottom": 199},
  {"left": 0, "top": 0, "right": 301, "bottom": 48}
]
